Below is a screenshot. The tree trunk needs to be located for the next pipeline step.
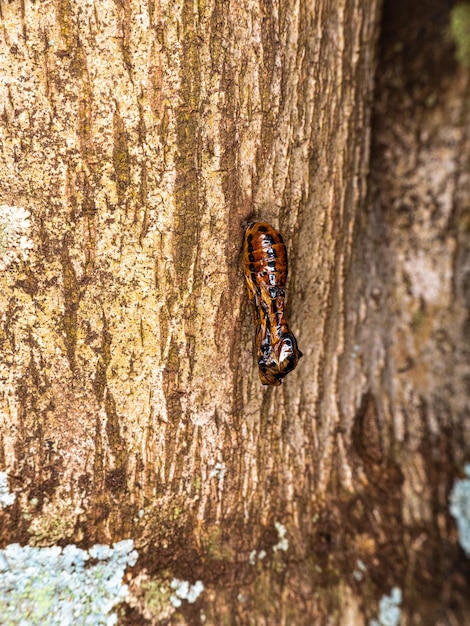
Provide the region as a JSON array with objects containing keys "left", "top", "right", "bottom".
[
  {"left": 352, "top": 2, "right": 470, "bottom": 624},
  {"left": 0, "top": 0, "right": 468, "bottom": 624}
]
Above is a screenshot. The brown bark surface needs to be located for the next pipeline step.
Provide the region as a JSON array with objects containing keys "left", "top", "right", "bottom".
[
  {"left": 351, "top": 3, "right": 470, "bottom": 624},
  {"left": 0, "top": 0, "right": 468, "bottom": 624}
]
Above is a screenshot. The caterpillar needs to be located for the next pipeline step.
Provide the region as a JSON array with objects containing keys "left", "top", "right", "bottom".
[{"left": 243, "top": 221, "right": 303, "bottom": 386}]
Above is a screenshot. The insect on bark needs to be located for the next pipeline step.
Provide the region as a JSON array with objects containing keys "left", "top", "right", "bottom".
[{"left": 243, "top": 221, "right": 303, "bottom": 386}]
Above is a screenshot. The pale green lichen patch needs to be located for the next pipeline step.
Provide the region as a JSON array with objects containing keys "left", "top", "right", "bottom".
[
  {"left": 369, "top": 587, "right": 402, "bottom": 626},
  {"left": 450, "top": 2, "right": 470, "bottom": 67},
  {"left": 273, "top": 521, "right": 289, "bottom": 553},
  {"left": 0, "top": 472, "right": 15, "bottom": 508},
  {"left": 136, "top": 577, "right": 174, "bottom": 621},
  {"left": 169, "top": 578, "right": 204, "bottom": 608},
  {"left": 0, "top": 540, "right": 138, "bottom": 626},
  {"left": 449, "top": 464, "right": 470, "bottom": 556},
  {"left": 126, "top": 572, "right": 204, "bottom": 621},
  {"left": 26, "top": 496, "right": 79, "bottom": 545}
]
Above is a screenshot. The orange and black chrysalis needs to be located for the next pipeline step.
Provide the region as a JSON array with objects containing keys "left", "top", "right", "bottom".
[{"left": 243, "top": 221, "right": 303, "bottom": 386}]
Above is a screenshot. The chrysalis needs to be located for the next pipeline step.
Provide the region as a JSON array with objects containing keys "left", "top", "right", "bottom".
[{"left": 243, "top": 221, "right": 302, "bottom": 386}]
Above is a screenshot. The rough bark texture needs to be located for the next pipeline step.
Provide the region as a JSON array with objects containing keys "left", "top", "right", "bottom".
[
  {"left": 349, "top": 2, "right": 470, "bottom": 624},
  {"left": 352, "top": 0, "right": 470, "bottom": 624},
  {"left": 0, "top": 0, "right": 469, "bottom": 624}
]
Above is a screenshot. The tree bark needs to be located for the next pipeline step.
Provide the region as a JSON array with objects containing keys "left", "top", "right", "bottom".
[
  {"left": 0, "top": 0, "right": 468, "bottom": 624},
  {"left": 351, "top": 2, "right": 470, "bottom": 624}
]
